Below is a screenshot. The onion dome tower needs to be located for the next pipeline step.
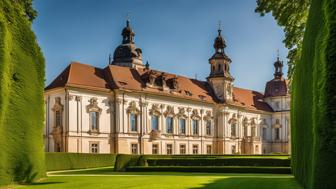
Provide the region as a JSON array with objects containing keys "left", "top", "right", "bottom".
[
  {"left": 207, "top": 25, "right": 234, "bottom": 102},
  {"left": 111, "top": 19, "right": 143, "bottom": 69},
  {"left": 264, "top": 55, "right": 288, "bottom": 98}
]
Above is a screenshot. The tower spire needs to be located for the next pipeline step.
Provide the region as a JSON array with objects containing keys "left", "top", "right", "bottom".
[{"left": 274, "top": 51, "right": 283, "bottom": 79}]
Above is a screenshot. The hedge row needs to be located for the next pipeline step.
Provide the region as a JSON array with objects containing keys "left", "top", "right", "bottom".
[
  {"left": 114, "top": 154, "right": 290, "bottom": 172},
  {"left": 126, "top": 166, "right": 291, "bottom": 174},
  {"left": 291, "top": 0, "right": 336, "bottom": 188},
  {"left": 46, "top": 153, "right": 116, "bottom": 171},
  {"left": 145, "top": 158, "right": 290, "bottom": 167},
  {"left": 0, "top": 1, "right": 45, "bottom": 185}
]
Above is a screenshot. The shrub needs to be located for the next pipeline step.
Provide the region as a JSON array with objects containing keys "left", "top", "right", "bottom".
[
  {"left": 145, "top": 158, "right": 290, "bottom": 167},
  {"left": 126, "top": 166, "right": 291, "bottom": 174},
  {"left": 46, "top": 153, "right": 116, "bottom": 171},
  {"left": 114, "top": 154, "right": 141, "bottom": 171}
]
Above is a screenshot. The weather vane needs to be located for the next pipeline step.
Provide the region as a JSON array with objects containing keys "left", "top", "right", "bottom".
[{"left": 126, "top": 11, "right": 131, "bottom": 21}]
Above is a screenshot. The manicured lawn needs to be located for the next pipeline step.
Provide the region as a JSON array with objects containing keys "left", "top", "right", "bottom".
[{"left": 11, "top": 167, "right": 302, "bottom": 189}]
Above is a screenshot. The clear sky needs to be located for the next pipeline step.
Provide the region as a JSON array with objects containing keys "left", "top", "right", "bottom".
[{"left": 32, "top": 0, "right": 288, "bottom": 92}]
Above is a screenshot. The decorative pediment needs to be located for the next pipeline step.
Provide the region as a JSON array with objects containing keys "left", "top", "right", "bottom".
[
  {"left": 87, "top": 97, "right": 102, "bottom": 113},
  {"left": 149, "top": 104, "right": 161, "bottom": 115},
  {"left": 177, "top": 107, "right": 187, "bottom": 118},
  {"left": 126, "top": 101, "right": 140, "bottom": 114},
  {"left": 250, "top": 118, "right": 257, "bottom": 126},
  {"left": 203, "top": 110, "right": 213, "bottom": 120},
  {"left": 228, "top": 118, "right": 237, "bottom": 124},
  {"left": 243, "top": 117, "right": 249, "bottom": 126},
  {"left": 52, "top": 97, "right": 63, "bottom": 112},
  {"left": 191, "top": 109, "right": 201, "bottom": 120},
  {"left": 164, "top": 105, "right": 175, "bottom": 117}
]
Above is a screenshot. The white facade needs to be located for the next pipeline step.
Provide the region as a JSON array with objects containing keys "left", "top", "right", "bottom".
[
  {"left": 44, "top": 87, "right": 290, "bottom": 155},
  {"left": 44, "top": 21, "right": 290, "bottom": 155}
]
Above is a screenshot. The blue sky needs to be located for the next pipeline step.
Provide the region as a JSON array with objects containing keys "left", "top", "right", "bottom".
[{"left": 33, "top": 0, "right": 287, "bottom": 92}]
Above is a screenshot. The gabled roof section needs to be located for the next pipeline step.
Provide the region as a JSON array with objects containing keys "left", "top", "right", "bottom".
[
  {"left": 45, "top": 62, "right": 110, "bottom": 91},
  {"left": 231, "top": 87, "right": 273, "bottom": 112},
  {"left": 45, "top": 62, "right": 273, "bottom": 112}
]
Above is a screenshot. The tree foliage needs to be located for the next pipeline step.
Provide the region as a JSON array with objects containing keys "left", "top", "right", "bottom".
[{"left": 255, "top": 0, "right": 310, "bottom": 79}]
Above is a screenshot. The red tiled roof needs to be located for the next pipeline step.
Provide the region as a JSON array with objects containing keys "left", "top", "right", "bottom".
[{"left": 46, "top": 62, "right": 273, "bottom": 112}]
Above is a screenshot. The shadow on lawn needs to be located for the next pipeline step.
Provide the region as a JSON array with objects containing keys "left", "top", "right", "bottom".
[
  {"left": 29, "top": 181, "right": 64, "bottom": 186},
  {"left": 189, "top": 177, "right": 302, "bottom": 189}
]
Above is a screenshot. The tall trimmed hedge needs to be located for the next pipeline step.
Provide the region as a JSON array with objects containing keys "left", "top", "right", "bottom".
[
  {"left": 46, "top": 153, "right": 117, "bottom": 171},
  {"left": 0, "top": 0, "right": 45, "bottom": 185},
  {"left": 291, "top": 0, "right": 336, "bottom": 188},
  {"left": 114, "top": 154, "right": 290, "bottom": 172}
]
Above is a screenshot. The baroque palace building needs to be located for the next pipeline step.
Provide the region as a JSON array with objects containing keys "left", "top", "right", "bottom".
[{"left": 44, "top": 20, "right": 290, "bottom": 155}]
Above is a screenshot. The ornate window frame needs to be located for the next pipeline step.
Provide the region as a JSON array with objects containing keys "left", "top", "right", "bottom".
[
  {"left": 149, "top": 104, "right": 161, "bottom": 131},
  {"left": 87, "top": 98, "right": 102, "bottom": 134},
  {"left": 164, "top": 106, "right": 175, "bottom": 135},
  {"left": 52, "top": 97, "right": 63, "bottom": 128},
  {"left": 127, "top": 101, "right": 140, "bottom": 133},
  {"left": 203, "top": 110, "right": 213, "bottom": 136}
]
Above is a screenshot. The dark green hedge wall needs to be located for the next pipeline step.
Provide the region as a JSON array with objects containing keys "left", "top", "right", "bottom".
[
  {"left": 46, "top": 153, "right": 117, "bottom": 171},
  {"left": 114, "top": 154, "right": 290, "bottom": 172},
  {"left": 0, "top": 0, "right": 45, "bottom": 185},
  {"left": 291, "top": 0, "right": 336, "bottom": 188}
]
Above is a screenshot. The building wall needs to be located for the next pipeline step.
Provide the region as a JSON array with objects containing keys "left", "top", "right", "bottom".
[{"left": 44, "top": 88, "right": 290, "bottom": 155}]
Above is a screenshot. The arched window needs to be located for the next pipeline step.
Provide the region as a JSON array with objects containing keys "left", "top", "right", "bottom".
[{"left": 231, "top": 123, "right": 236, "bottom": 137}]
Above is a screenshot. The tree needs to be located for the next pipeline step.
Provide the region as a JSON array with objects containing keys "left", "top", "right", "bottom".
[
  {"left": 0, "top": 0, "right": 45, "bottom": 185},
  {"left": 255, "top": 0, "right": 310, "bottom": 80}
]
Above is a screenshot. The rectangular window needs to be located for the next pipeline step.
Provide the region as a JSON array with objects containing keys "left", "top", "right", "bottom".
[
  {"left": 166, "top": 144, "right": 173, "bottom": 155},
  {"left": 243, "top": 126, "right": 248, "bottom": 136},
  {"left": 206, "top": 145, "right": 212, "bottom": 154},
  {"left": 166, "top": 117, "right": 174, "bottom": 134},
  {"left": 130, "top": 113, "right": 137, "bottom": 132},
  {"left": 90, "top": 112, "right": 99, "bottom": 130},
  {"left": 192, "top": 120, "right": 199, "bottom": 135},
  {"left": 262, "top": 127, "right": 267, "bottom": 140},
  {"left": 90, "top": 143, "right": 99, "bottom": 154},
  {"left": 206, "top": 120, "right": 212, "bottom": 135},
  {"left": 131, "top": 144, "right": 138, "bottom": 154},
  {"left": 180, "top": 144, "right": 186, "bottom": 154},
  {"left": 151, "top": 115, "right": 159, "bottom": 131},
  {"left": 55, "top": 111, "right": 62, "bottom": 127},
  {"left": 251, "top": 126, "right": 256, "bottom": 137},
  {"left": 152, "top": 144, "right": 159, "bottom": 154},
  {"left": 179, "top": 118, "right": 186, "bottom": 134},
  {"left": 231, "top": 123, "right": 236, "bottom": 137},
  {"left": 192, "top": 144, "right": 198, "bottom": 154},
  {"left": 275, "top": 128, "right": 280, "bottom": 140}
]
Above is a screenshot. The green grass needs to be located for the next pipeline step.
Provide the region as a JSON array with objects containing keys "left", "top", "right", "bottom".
[{"left": 9, "top": 167, "right": 303, "bottom": 189}]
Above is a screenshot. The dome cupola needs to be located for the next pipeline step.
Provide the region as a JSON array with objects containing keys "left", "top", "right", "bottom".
[{"left": 111, "top": 19, "right": 143, "bottom": 69}]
